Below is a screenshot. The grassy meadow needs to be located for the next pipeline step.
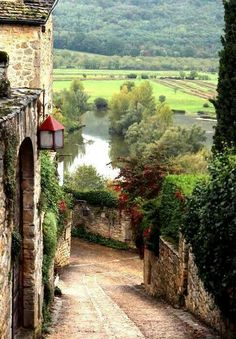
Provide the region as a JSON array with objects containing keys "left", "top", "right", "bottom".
[{"left": 53, "top": 69, "right": 218, "bottom": 114}]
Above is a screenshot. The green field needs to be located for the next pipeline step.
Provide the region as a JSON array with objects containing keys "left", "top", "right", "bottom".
[{"left": 53, "top": 69, "right": 217, "bottom": 114}]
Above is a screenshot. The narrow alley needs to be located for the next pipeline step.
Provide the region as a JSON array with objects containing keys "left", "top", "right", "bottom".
[{"left": 46, "top": 239, "right": 217, "bottom": 339}]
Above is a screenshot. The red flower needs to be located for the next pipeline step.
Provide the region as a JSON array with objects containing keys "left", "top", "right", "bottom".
[
  {"left": 58, "top": 200, "right": 67, "bottom": 212},
  {"left": 175, "top": 190, "right": 185, "bottom": 202},
  {"left": 143, "top": 227, "right": 151, "bottom": 239}
]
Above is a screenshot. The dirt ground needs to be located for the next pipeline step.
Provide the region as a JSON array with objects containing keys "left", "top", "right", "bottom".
[{"left": 46, "top": 239, "right": 218, "bottom": 339}]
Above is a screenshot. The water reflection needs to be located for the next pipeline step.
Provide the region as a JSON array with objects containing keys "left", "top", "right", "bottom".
[
  {"left": 60, "top": 110, "right": 120, "bottom": 179},
  {"left": 68, "top": 133, "right": 119, "bottom": 178}
]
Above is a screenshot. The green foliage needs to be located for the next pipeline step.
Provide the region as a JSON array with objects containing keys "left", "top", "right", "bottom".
[
  {"left": 2, "top": 128, "right": 18, "bottom": 201},
  {"left": 125, "top": 102, "right": 174, "bottom": 158},
  {"left": 148, "top": 125, "right": 206, "bottom": 160},
  {"left": 140, "top": 199, "right": 160, "bottom": 255},
  {"left": 127, "top": 73, "right": 137, "bottom": 79},
  {"left": 94, "top": 97, "right": 108, "bottom": 110},
  {"left": 11, "top": 230, "right": 22, "bottom": 260},
  {"left": 54, "top": 80, "right": 89, "bottom": 130},
  {"left": 54, "top": 50, "right": 219, "bottom": 72},
  {"left": 159, "top": 174, "right": 206, "bottom": 242},
  {"left": 40, "top": 152, "right": 64, "bottom": 215},
  {"left": 109, "top": 81, "right": 157, "bottom": 136},
  {"left": 42, "top": 212, "right": 57, "bottom": 307},
  {"left": 72, "top": 225, "right": 128, "bottom": 250},
  {"left": 212, "top": 1, "right": 236, "bottom": 153},
  {"left": 54, "top": 0, "right": 223, "bottom": 58},
  {"left": 40, "top": 153, "right": 71, "bottom": 326},
  {"left": 71, "top": 190, "right": 118, "bottom": 208},
  {"left": 172, "top": 150, "right": 209, "bottom": 175},
  {"left": 65, "top": 165, "right": 106, "bottom": 192},
  {"left": 183, "top": 154, "right": 236, "bottom": 319}
]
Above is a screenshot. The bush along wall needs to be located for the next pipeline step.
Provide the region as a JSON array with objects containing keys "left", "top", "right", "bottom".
[
  {"left": 158, "top": 174, "right": 207, "bottom": 243},
  {"left": 40, "top": 152, "right": 71, "bottom": 328},
  {"left": 183, "top": 154, "right": 236, "bottom": 331},
  {"left": 71, "top": 190, "right": 118, "bottom": 208}
]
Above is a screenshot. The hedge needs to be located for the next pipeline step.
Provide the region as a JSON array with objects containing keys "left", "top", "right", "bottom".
[
  {"left": 72, "top": 190, "right": 118, "bottom": 208},
  {"left": 183, "top": 154, "right": 236, "bottom": 319},
  {"left": 159, "top": 174, "right": 207, "bottom": 242}
]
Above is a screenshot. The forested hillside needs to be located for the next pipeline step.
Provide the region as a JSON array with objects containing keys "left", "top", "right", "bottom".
[{"left": 54, "top": 0, "right": 223, "bottom": 58}]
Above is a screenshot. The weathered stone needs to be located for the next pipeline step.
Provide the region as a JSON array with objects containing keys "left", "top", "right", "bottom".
[
  {"left": 144, "top": 236, "right": 225, "bottom": 336},
  {"left": 73, "top": 204, "right": 133, "bottom": 247}
]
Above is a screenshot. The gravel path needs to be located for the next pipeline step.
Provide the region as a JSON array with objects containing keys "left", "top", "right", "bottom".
[{"left": 46, "top": 239, "right": 218, "bottom": 339}]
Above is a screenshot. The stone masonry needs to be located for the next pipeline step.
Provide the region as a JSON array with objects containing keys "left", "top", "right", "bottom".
[
  {"left": 0, "top": 74, "right": 43, "bottom": 337},
  {"left": 144, "top": 235, "right": 225, "bottom": 336},
  {"left": 54, "top": 216, "right": 72, "bottom": 270},
  {"left": 73, "top": 203, "right": 134, "bottom": 246},
  {"left": 0, "top": 0, "right": 56, "bottom": 115}
]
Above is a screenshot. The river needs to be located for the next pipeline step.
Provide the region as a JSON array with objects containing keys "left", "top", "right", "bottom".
[{"left": 58, "top": 111, "right": 216, "bottom": 182}]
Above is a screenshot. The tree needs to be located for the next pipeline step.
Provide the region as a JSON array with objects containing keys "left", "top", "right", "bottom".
[
  {"left": 94, "top": 97, "right": 108, "bottom": 110},
  {"left": 212, "top": 0, "right": 236, "bottom": 153},
  {"left": 65, "top": 165, "right": 106, "bottom": 192},
  {"left": 54, "top": 80, "right": 89, "bottom": 130}
]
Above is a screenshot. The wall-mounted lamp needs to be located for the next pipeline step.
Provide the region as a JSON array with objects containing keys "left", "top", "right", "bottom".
[{"left": 38, "top": 115, "right": 64, "bottom": 150}]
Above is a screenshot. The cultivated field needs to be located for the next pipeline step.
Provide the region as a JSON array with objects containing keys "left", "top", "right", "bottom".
[{"left": 53, "top": 69, "right": 218, "bottom": 114}]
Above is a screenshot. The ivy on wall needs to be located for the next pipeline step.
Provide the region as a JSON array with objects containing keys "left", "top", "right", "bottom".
[
  {"left": 1, "top": 126, "right": 18, "bottom": 202},
  {"left": 183, "top": 154, "right": 236, "bottom": 320},
  {"left": 40, "top": 151, "right": 70, "bottom": 328}
]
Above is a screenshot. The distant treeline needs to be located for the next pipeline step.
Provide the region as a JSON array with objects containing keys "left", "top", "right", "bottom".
[
  {"left": 53, "top": 0, "right": 223, "bottom": 59},
  {"left": 54, "top": 50, "right": 219, "bottom": 73}
]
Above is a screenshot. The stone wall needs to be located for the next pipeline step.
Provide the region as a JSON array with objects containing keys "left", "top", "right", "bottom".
[
  {"left": 0, "top": 88, "right": 43, "bottom": 338},
  {"left": 185, "top": 250, "right": 223, "bottom": 333},
  {"left": 73, "top": 204, "right": 133, "bottom": 246},
  {"left": 0, "top": 19, "right": 53, "bottom": 114},
  {"left": 144, "top": 236, "right": 224, "bottom": 334},
  {"left": 55, "top": 217, "right": 72, "bottom": 269},
  {"left": 144, "top": 238, "right": 180, "bottom": 306}
]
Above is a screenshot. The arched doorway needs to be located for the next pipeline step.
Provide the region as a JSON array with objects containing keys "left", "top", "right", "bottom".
[{"left": 12, "top": 137, "right": 35, "bottom": 336}]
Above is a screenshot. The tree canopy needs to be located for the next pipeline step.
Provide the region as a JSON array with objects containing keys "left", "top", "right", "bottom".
[{"left": 54, "top": 0, "right": 223, "bottom": 58}]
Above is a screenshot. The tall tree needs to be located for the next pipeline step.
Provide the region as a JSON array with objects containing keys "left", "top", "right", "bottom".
[{"left": 213, "top": 0, "right": 236, "bottom": 152}]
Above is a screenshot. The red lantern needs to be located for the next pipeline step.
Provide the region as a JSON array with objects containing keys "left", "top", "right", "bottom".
[{"left": 38, "top": 115, "right": 64, "bottom": 150}]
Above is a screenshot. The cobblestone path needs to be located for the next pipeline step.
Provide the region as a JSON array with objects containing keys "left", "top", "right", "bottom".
[{"left": 46, "top": 239, "right": 218, "bottom": 339}]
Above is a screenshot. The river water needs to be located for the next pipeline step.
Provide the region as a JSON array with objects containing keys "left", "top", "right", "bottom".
[{"left": 59, "top": 111, "right": 216, "bottom": 182}]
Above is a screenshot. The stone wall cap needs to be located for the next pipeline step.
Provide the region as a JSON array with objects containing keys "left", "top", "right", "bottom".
[
  {"left": 160, "top": 236, "right": 179, "bottom": 257},
  {"left": 0, "top": 87, "right": 42, "bottom": 123},
  {"left": 0, "top": 0, "right": 58, "bottom": 25}
]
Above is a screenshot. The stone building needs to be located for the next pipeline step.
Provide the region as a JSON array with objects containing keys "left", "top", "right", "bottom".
[
  {"left": 0, "top": 0, "right": 57, "bottom": 114},
  {"left": 0, "top": 51, "right": 42, "bottom": 338},
  {"left": 0, "top": 1, "right": 58, "bottom": 338}
]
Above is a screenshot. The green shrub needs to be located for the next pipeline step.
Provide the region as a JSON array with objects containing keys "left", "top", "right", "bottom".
[
  {"left": 94, "top": 97, "right": 108, "bottom": 110},
  {"left": 127, "top": 73, "right": 137, "bottom": 79},
  {"left": 140, "top": 199, "right": 161, "bottom": 255},
  {"left": 183, "top": 154, "right": 236, "bottom": 319},
  {"left": 40, "top": 152, "right": 64, "bottom": 215},
  {"left": 72, "top": 190, "right": 118, "bottom": 208},
  {"left": 159, "top": 174, "right": 206, "bottom": 242},
  {"left": 42, "top": 212, "right": 57, "bottom": 307},
  {"left": 72, "top": 225, "right": 129, "bottom": 250},
  {"left": 11, "top": 230, "right": 22, "bottom": 260}
]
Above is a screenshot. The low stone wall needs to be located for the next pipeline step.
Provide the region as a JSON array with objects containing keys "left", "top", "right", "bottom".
[
  {"left": 144, "top": 236, "right": 224, "bottom": 334},
  {"left": 73, "top": 204, "right": 133, "bottom": 246},
  {"left": 144, "top": 238, "right": 180, "bottom": 305},
  {"left": 185, "top": 251, "right": 223, "bottom": 333},
  {"left": 54, "top": 220, "right": 72, "bottom": 270}
]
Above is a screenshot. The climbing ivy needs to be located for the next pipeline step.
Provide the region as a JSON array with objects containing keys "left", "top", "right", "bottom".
[
  {"left": 2, "top": 126, "right": 18, "bottom": 202},
  {"left": 183, "top": 153, "right": 236, "bottom": 320},
  {"left": 11, "top": 230, "right": 22, "bottom": 260}
]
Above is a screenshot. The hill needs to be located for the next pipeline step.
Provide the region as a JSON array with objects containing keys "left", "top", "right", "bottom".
[{"left": 54, "top": 0, "right": 224, "bottom": 58}]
